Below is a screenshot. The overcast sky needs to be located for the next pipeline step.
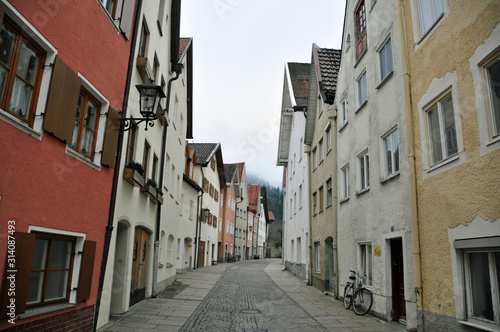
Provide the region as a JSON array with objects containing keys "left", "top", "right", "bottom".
[{"left": 180, "top": 0, "right": 346, "bottom": 187}]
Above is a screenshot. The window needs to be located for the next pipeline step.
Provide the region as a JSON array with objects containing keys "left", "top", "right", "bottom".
[
  {"left": 101, "top": 0, "right": 118, "bottom": 17},
  {"left": 27, "top": 233, "right": 75, "bottom": 307},
  {"left": 358, "top": 150, "right": 370, "bottom": 191},
  {"left": 341, "top": 164, "right": 350, "bottom": 200},
  {"left": 485, "top": 56, "right": 500, "bottom": 138},
  {"left": 326, "top": 178, "right": 333, "bottom": 207},
  {"left": 169, "top": 165, "right": 175, "bottom": 191},
  {"left": 359, "top": 243, "right": 372, "bottom": 286},
  {"left": 220, "top": 194, "right": 223, "bottom": 208},
  {"left": 318, "top": 186, "right": 324, "bottom": 212},
  {"left": 189, "top": 200, "right": 194, "bottom": 220},
  {"left": 325, "top": 124, "right": 332, "bottom": 152},
  {"left": 417, "top": 0, "right": 443, "bottom": 37},
  {"left": 152, "top": 53, "right": 159, "bottom": 84},
  {"left": 340, "top": 98, "right": 348, "bottom": 128},
  {"left": 70, "top": 89, "right": 101, "bottom": 159},
  {"left": 289, "top": 198, "right": 292, "bottom": 219},
  {"left": 293, "top": 192, "right": 297, "bottom": 214},
  {"left": 219, "top": 218, "right": 222, "bottom": 232},
  {"left": 125, "top": 124, "right": 137, "bottom": 164},
  {"left": 291, "top": 240, "right": 294, "bottom": 262},
  {"left": 312, "top": 146, "right": 317, "bottom": 169},
  {"left": 300, "top": 137, "right": 304, "bottom": 157},
  {"left": 383, "top": 128, "right": 399, "bottom": 177},
  {"left": 357, "top": 71, "right": 368, "bottom": 108},
  {"left": 299, "top": 185, "right": 302, "bottom": 209},
  {"left": 355, "top": 0, "right": 367, "bottom": 59},
  {"left": 426, "top": 92, "right": 457, "bottom": 165},
  {"left": 297, "top": 237, "right": 301, "bottom": 264},
  {"left": 142, "top": 141, "right": 150, "bottom": 179},
  {"left": 318, "top": 138, "right": 324, "bottom": 162},
  {"left": 312, "top": 191, "right": 317, "bottom": 215},
  {"left": 152, "top": 154, "right": 158, "bottom": 182},
  {"left": 211, "top": 158, "right": 216, "bottom": 171},
  {"left": 166, "top": 235, "right": 173, "bottom": 265},
  {"left": 177, "top": 239, "right": 181, "bottom": 259},
  {"left": 0, "top": 18, "right": 45, "bottom": 126},
  {"left": 314, "top": 241, "right": 320, "bottom": 272},
  {"left": 138, "top": 20, "right": 149, "bottom": 58},
  {"left": 378, "top": 38, "right": 393, "bottom": 81},
  {"left": 164, "top": 154, "right": 170, "bottom": 189}
]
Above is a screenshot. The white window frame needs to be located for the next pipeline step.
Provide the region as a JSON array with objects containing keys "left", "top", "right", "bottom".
[
  {"left": 418, "top": 71, "right": 464, "bottom": 179},
  {"left": 409, "top": 0, "right": 449, "bottom": 48},
  {"left": 314, "top": 241, "right": 321, "bottom": 273},
  {"left": 358, "top": 243, "right": 372, "bottom": 286},
  {"left": 325, "top": 123, "right": 332, "bottom": 152},
  {"left": 340, "top": 164, "right": 350, "bottom": 201},
  {"left": 469, "top": 25, "right": 500, "bottom": 156},
  {"left": 377, "top": 36, "right": 393, "bottom": 83},
  {"left": 297, "top": 237, "right": 302, "bottom": 264},
  {"left": 312, "top": 191, "right": 317, "bottom": 216},
  {"left": 339, "top": 98, "right": 348, "bottom": 129},
  {"left": 318, "top": 137, "right": 324, "bottom": 163},
  {"left": 299, "top": 184, "right": 303, "bottom": 209},
  {"left": 357, "top": 150, "right": 370, "bottom": 193},
  {"left": 356, "top": 71, "right": 368, "bottom": 110},
  {"left": 381, "top": 127, "right": 400, "bottom": 179},
  {"left": 312, "top": 146, "right": 317, "bottom": 169}
]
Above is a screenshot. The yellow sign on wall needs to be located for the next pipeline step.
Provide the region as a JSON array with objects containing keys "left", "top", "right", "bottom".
[
  {"left": 187, "top": 244, "right": 192, "bottom": 248},
  {"left": 374, "top": 246, "right": 381, "bottom": 256}
]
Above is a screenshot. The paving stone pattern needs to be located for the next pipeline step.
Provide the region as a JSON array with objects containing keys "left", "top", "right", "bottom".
[
  {"left": 99, "top": 259, "right": 406, "bottom": 332},
  {"left": 180, "top": 260, "right": 327, "bottom": 332}
]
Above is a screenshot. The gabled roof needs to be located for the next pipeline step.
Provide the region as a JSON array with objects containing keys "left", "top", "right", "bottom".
[
  {"left": 277, "top": 62, "right": 311, "bottom": 166},
  {"left": 179, "top": 37, "right": 193, "bottom": 139},
  {"left": 268, "top": 211, "right": 275, "bottom": 222},
  {"left": 189, "top": 142, "right": 225, "bottom": 186},
  {"left": 247, "top": 185, "right": 261, "bottom": 213},
  {"left": 224, "top": 164, "right": 238, "bottom": 185},
  {"left": 304, "top": 44, "right": 341, "bottom": 146}
]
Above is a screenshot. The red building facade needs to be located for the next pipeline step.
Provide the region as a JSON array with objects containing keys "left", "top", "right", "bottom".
[{"left": 0, "top": 1, "right": 135, "bottom": 330}]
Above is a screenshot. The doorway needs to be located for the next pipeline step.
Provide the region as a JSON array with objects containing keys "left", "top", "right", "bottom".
[
  {"left": 390, "top": 238, "right": 405, "bottom": 322},
  {"left": 198, "top": 241, "right": 205, "bottom": 267},
  {"left": 130, "top": 227, "right": 149, "bottom": 306}
]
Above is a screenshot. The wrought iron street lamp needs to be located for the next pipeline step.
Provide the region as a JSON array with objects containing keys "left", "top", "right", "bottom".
[
  {"left": 122, "top": 84, "right": 166, "bottom": 131},
  {"left": 203, "top": 208, "right": 210, "bottom": 221}
]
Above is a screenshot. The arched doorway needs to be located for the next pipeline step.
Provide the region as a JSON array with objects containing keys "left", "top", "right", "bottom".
[
  {"left": 130, "top": 227, "right": 150, "bottom": 306},
  {"left": 110, "top": 221, "right": 129, "bottom": 314}
]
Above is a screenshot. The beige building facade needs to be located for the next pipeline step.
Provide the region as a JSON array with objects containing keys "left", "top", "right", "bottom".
[
  {"left": 304, "top": 44, "right": 341, "bottom": 295},
  {"left": 401, "top": 0, "right": 500, "bottom": 331}
]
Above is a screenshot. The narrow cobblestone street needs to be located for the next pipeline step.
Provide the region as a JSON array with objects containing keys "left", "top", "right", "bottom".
[{"left": 99, "top": 259, "right": 405, "bottom": 332}]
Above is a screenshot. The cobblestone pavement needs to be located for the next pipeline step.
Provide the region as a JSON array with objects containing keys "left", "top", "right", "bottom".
[{"left": 99, "top": 259, "right": 406, "bottom": 332}]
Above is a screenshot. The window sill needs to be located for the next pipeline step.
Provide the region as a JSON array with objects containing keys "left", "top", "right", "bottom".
[
  {"left": 338, "top": 122, "right": 348, "bottom": 132},
  {"left": 381, "top": 171, "right": 400, "bottom": 184},
  {"left": 487, "top": 134, "right": 500, "bottom": 147},
  {"left": 0, "top": 110, "right": 42, "bottom": 140},
  {"left": 65, "top": 147, "right": 101, "bottom": 171},
  {"left": 18, "top": 303, "right": 76, "bottom": 320},
  {"left": 166, "top": 263, "right": 174, "bottom": 268},
  {"left": 355, "top": 100, "right": 367, "bottom": 114},
  {"left": 356, "top": 187, "right": 370, "bottom": 196},
  {"left": 339, "top": 196, "right": 350, "bottom": 204},
  {"left": 459, "top": 320, "right": 500, "bottom": 332},
  {"left": 416, "top": 13, "right": 444, "bottom": 49},
  {"left": 427, "top": 154, "right": 459, "bottom": 173},
  {"left": 158, "top": 263, "right": 164, "bottom": 268},
  {"left": 376, "top": 71, "right": 394, "bottom": 90},
  {"left": 98, "top": 3, "right": 121, "bottom": 34}
]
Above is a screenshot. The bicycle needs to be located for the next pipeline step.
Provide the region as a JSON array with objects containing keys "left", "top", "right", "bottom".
[{"left": 343, "top": 270, "right": 373, "bottom": 315}]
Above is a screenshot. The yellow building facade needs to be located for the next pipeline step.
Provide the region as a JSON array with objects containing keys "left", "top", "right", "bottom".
[{"left": 401, "top": 0, "right": 500, "bottom": 330}]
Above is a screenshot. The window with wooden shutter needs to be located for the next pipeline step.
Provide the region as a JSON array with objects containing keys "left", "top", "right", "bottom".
[
  {"left": 119, "top": 0, "right": 135, "bottom": 39},
  {"left": 0, "top": 17, "right": 46, "bottom": 127},
  {"left": 101, "top": 107, "right": 120, "bottom": 168},
  {"left": 0, "top": 232, "right": 35, "bottom": 318},
  {"left": 43, "top": 56, "right": 81, "bottom": 142},
  {"left": 77, "top": 240, "right": 96, "bottom": 303},
  {"left": 69, "top": 88, "right": 101, "bottom": 159}
]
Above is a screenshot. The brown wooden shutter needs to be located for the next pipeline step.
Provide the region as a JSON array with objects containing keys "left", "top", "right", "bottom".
[
  {"left": 77, "top": 240, "right": 96, "bottom": 303},
  {"left": 0, "top": 232, "right": 35, "bottom": 319},
  {"left": 101, "top": 107, "right": 121, "bottom": 168},
  {"left": 120, "top": 0, "right": 135, "bottom": 40},
  {"left": 43, "top": 56, "right": 81, "bottom": 143}
]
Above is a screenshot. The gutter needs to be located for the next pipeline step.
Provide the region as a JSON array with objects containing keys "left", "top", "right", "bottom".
[
  {"left": 396, "top": 0, "right": 423, "bottom": 318},
  {"left": 94, "top": 0, "right": 143, "bottom": 329},
  {"left": 152, "top": 62, "right": 184, "bottom": 295}
]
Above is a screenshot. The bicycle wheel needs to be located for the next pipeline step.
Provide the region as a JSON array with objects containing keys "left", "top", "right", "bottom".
[
  {"left": 343, "top": 283, "right": 353, "bottom": 309},
  {"left": 352, "top": 288, "right": 373, "bottom": 315}
]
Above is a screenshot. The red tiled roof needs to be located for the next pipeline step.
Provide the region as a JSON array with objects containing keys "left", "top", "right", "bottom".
[
  {"left": 247, "top": 185, "right": 260, "bottom": 212},
  {"left": 179, "top": 37, "right": 191, "bottom": 61},
  {"left": 268, "top": 211, "right": 275, "bottom": 221},
  {"left": 282, "top": 167, "right": 287, "bottom": 188}
]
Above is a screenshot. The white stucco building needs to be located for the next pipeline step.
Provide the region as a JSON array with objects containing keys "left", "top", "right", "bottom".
[
  {"left": 336, "top": 0, "right": 416, "bottom": 329},
  {"left": 277, "top": 62, "right": 311, "bottom": 280}
]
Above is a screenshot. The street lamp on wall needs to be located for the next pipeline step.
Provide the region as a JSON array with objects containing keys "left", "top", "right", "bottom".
[
  {"left": 203, "top": 208, "right": 210, "bottom": 221},
  {"left": 122, "top": 84, "right": 166, "bottom": 131}
]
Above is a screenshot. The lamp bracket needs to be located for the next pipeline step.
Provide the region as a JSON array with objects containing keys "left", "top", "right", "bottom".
[{"left": 121, "top": 115, "right": 158, "bottom": 131}]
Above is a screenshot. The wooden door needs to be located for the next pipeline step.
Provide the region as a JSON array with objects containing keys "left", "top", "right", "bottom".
[
  {"left": 198, "top": 241, "right": 205, "bottom": 267},
  {"left": 391, "top": 238, "right": 406, "bottom": 321},
  {"left": 130, "top": 227, "right": 149, "bottom": 306}
]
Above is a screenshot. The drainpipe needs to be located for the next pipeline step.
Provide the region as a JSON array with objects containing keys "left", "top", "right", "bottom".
[
  {"left": 233, "top": 188, "right": 243, "bottom": 259},
  {"left": 152, "top": 63, "right": 184, "bottom": 296},
  {"left": 193, "top": 190, "right": 202, "bottom": 269},
  {"left": 305, "top": 144, "right": 313, "bottom": 286},
  {"left": 396, "top": 0, "right": 423, "bottom": 321},
  {"left": 94, "top": 0, "right": 143, "bottom": 330}
]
